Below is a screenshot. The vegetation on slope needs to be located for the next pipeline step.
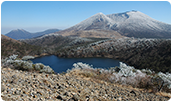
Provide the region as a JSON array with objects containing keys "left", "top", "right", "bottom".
[
  {"left": 2, "top": 54, "right": 54, "bottom": 73},
  {"left": 70, "top": 62, "right": 171, "bottom": 93},
  {"left": 22, "top": 34, "right": 108, "bottom": 55},
  {"left": 125, "top": 40, "right": 171, "bottom": 73},
  {"left": 56, "top": 38, "right": 171, "bottom": 73},
  {"left": 1, "top": 35, "right": 46, "bottom": 58},
  {"left": 2, "top": 34, "right": 170, "bottom": 74}
]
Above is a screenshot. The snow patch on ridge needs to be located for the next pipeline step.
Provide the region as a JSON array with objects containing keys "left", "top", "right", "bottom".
[
  {"left": 33, "top": 33, "right": 60, "bottom": 39},
  {"left": 71, "top": 12, "right": 116, "bottom": 30}
]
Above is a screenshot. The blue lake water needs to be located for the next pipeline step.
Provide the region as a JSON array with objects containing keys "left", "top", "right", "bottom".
[{"left": 31, "top": 55, "right": 120, "bottom": 73}]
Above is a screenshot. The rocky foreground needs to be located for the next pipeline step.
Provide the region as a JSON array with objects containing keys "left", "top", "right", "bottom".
[{"left": 1, "top": 66, "right": 170, "bottom": 101}]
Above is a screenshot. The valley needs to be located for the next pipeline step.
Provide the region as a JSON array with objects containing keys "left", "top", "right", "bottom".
[
  {"left": 2, "top": 10, "right": 171, "bottom": 77},
  {"left": 1, "top": 10, "right": 171, "bottom": 101},
  {"left": 21, "top": 34, "right": 171, "bottom": 73}
]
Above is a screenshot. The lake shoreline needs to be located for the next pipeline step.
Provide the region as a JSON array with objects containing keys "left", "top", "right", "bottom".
[{"left": 31, "top": 55, "right": 121, "bottom": 73}]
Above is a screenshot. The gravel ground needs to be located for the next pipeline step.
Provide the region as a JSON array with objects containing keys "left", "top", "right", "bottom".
[{"left": 1, "top": 67, "right": 170, "bottom": 101}]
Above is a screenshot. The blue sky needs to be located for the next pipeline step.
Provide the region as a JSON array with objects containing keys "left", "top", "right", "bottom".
[{"left": 1, "top": 1, "right": 171, "bottom": 34}]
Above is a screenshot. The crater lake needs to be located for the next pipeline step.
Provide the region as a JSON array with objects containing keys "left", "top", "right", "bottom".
[{"left": 31, "top": 55, "right": 120, "bottom": 73}]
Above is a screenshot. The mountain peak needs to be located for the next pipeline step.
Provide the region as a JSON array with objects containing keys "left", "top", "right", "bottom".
[
  {"left": 97, "top": 12, "right": 104, "bottom": 15},
  {"left": 127, "top": 10, "right": 138, "bottom": 13},
  {"left": 126, "top": 10, "right": 141, "bottom": 14},
  {"left": 12, "top": 29, "right": 21, "bottom": 31},
  {"left": 93, "top": 12, "right": 106, "bottom": 17},
  {"left": 61, "top": 10, "right": 170, "bottom": 38},
  {"left": 70, "top": 11, "right": 116, "bottom": 31},
  {"left": 124, "top": 10, "right": 152, "bottom": 20},
  {"left": 11, "top": 29, "right": 27, "bottom": 32}
]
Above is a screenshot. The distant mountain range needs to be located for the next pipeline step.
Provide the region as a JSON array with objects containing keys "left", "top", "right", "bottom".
[
  {"left": 5, "top": 10, "right": 171, "bottom": 39},
  {"left": 5, "top": 29, "right": 60, "bottom": 40},
  {"left": 57, "top": 10, "right": 171, "bottom": 38}
]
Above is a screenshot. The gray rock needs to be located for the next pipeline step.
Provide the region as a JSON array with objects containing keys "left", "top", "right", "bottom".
[
  {"left": 12, "top": 75, "right": 17, "bottom": 79},
  {"left": 72, "top": 94, "right": 80, "bottom": 101},
  {"left": 130, "top": 90, "right": 137, "bottom": 96},
  {"left": 56, "top": 95, "right": 63, "bottom": 100},
  {"left": 86, "top": 98, "right": 94, "bottom": 102},
  {"left": 14, "top": 78, "right": 20, "bottom": 84},
  {"left": 63, "top": 92, "right": 70, "bottom": 96},
  {"left": 14, "top": 90, "right": 20, "bottom": 95},
  {"left": 116, "top": 99, "right": 121, "bottom": 102},
  {"left": 0, "top": 85, "right": 5, "bottom": 93},
  {"left": 0, "top": 76, "right": 3, "bottom": 84}
]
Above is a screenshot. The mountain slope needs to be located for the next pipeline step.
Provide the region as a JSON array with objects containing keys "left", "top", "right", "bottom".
[
  {"left": 56, "top": 37, "right": 171, "bottom": 73},
  {"left": 1, "top": 34, "right": 22, "bottom": 44},
  {"left": 20, "top": 31, "right": 171, "bottom": 73},
  {"left": 1, "top": 35, "right": 45, "bottom": 58},
  {"left": 1, "top": 66, "right": 170, "bottom": 101},
  {"left": 58, "top": 11, "right": 170, "bottom": 38},
  {"left": 57, "top": 13, "right": 122, "bottom": 38},
  {"left": 5, "top": 29, "right": 60, "bottom": 40},
  {"left": 68, "top": 12, "right": 116, "bottom": 31},
  {"left": 21, "top": 33, "right": 101, "bottom": 51},
  {"left": 31, "top": 29, "right": 61, "bottom": 38},
  {"left": 107, "top": 11, "right": 171, "bottom": 38}
]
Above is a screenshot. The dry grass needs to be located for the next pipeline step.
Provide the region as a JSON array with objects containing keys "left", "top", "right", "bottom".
[
  {"left": 156, "top": 92, "right": 171, "bottom": 98},
  {"left": 67, "top": 68, "right": 171, "bottom": 98},
  {"left": 58, "top": 29, "right": 124, "bottom": 38}
]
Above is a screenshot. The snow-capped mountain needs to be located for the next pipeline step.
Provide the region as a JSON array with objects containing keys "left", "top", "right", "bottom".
[
  {"left": 58, "top": 10, "right": 171, "bottom": 38},
  {"left": 107, "top": 11, "right": 171, "bottom": 38},
  {"left": 69, "top": 12, "right": 116, "bottom": 31},
  {"left": 57, "top": 12, "right": 123, "bottom": 38},
  {"left": 5, "top": 29, "right": 60, "bottom": 40}
]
